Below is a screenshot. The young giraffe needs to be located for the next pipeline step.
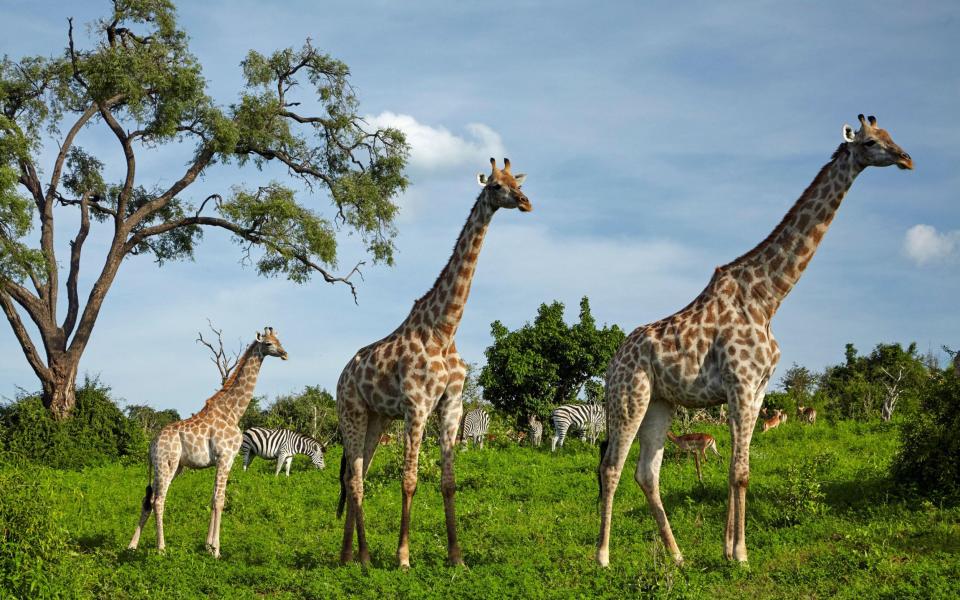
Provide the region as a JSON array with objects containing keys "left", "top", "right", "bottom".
[
  {"left": 336, "top": 158, "right": 532, "bottom": 568},
  {"left": 597, "top": 114, "right": 912, "bottom": 566},
  {"left": 128, "top": 327, "right": 288, "bottom": 558}
]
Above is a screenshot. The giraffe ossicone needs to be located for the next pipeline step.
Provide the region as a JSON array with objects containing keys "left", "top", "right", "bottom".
[
  {"left": 127, "top": 327, "right": 287, "bottom": 558},
  {"left": 335, "top": 158, "right": 532, "bottom": 569},
  {"left": 596, "top": 114, "right": 911, "bottom": 567}
]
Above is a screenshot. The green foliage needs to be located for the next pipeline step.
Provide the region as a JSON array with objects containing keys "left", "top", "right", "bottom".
[
  {"left": 124, "top": 404, "right": 180, "bottom": 437},
  {"left": 0, "top": 462, "right": 72, "bottom": 597},
  {"left": 891, "top": 372, "right": 960, "bottom": 502},
  {"left": 820, "top": 342, "right": 930, "bottom": 420},
  {"left": 0, "top": 376, "right": 147, "bottom": 469},
  {"left": 240, "top": 386, "right": 338, "bottom": 444},
  {"left": 480, "top": 297, "right": 624, "bottom": 424},
  {"left": 771, "top": 455, "right": 829, "bottom": 526}
]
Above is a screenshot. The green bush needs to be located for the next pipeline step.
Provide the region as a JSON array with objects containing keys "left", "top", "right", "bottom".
[
  {"left": 891, "top": 373, "right": 960, "bottom": 501},
  {"left": 0, "top": 462, "right": 72, "bottom": 596},
  {"left": 772, "top": 455, "right": 828, "bottom": 526},
  {"left": 0, "top": 376, "right": 147, "bottom": 469}
]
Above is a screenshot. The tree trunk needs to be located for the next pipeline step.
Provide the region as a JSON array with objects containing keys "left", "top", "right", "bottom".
[{"left": 41, "top": 359, "right": 79, "bottom": 420}]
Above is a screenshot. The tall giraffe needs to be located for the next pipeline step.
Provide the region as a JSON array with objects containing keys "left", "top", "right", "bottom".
[
  {"left": 597, "top": 114, "right": 912, "bottom": 566},
  {"left": 128, "top": 327, "right": 288, "bottom": 558},
  {"left": 336, "top": 158, "right": 532, "bottom": 568}
]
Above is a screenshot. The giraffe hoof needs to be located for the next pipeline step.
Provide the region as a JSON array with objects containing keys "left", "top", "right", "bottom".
[{"left": 339, "top": 551, "right": 353, "bottom": 565}]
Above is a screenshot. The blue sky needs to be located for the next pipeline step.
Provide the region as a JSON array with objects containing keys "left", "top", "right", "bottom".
[{"left": 1, "top": 1, "right": 958, "bottom": 415}]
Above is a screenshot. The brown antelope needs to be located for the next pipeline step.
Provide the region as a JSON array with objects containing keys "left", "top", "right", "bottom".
[
  {"left": 666, "top": 431, "right": 722, "bottom": 483},
  {"left": 797, "top": 406, "right": 817, "bottom": 424},
  {"left": 761, "top": 411, "right": 783, "bottom": 433}
]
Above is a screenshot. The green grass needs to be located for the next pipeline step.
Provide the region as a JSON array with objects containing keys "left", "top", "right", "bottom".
[{"left": 2, "top": 420, "right": 958, "bottom": 599}]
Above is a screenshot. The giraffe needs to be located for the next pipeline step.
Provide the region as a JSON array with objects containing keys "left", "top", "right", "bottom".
[
  {"left": 335, "top": 158, "right": 532, "bottom": 568},
  {"left": 597, "top": 114, "right": 912, "bottom": 566},
  {"left": 127, "top": 327, "right": 288, "bottom": 558}
]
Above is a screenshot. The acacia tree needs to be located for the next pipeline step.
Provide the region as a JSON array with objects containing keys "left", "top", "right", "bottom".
[{"left": 0, "top": 1, "right": 408, "bottom": 418}]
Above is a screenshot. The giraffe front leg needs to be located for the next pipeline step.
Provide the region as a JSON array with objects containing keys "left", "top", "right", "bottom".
[
  {"left": 397, "top": 412, "right": 427, "bottom": 569},
  {"left": 437, "top": 390, "right": 465, "bottom": 566},
  {"left": 724, "top": 384, "right": 764, "bottom": 562},
  {"left": 207, "top": 459, "right": 232, "bottom": 558}
]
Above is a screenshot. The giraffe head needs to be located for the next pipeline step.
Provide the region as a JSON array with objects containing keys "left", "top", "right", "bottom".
[
  {"left": 477, "top": 158, "right": 532, "bottom": 212},
  {"left": 255, "top": 326, "right": 288, "bottom": 360},
  {"left": 842, "top": 114, "right": 913, "bottom": 170}
]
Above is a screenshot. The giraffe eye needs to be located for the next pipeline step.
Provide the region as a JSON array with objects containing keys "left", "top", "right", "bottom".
[
  {"left": 491, "top": 183, "right": 502, "bottom": 190},
  {"left": 863, "top": 140, "right": 877, "bottom": 147}
]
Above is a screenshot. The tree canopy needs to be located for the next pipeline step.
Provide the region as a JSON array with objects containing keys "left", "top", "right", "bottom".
[
  {"left": 479, "top": 297, "right": 624, "bottom": 423},
  {"left": 0, "top": 0, "right": 409, "bottom": 418}
]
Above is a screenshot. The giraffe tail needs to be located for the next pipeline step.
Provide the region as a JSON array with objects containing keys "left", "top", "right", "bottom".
[
  {"left": 597, "top": 439, "right": 609, "bottom": 507},
  {"left": 336, "top": 452, "right": 347, "bottom": 519},
  {"left": 141, "top": 485, "right": 153, "bottom": 513}
]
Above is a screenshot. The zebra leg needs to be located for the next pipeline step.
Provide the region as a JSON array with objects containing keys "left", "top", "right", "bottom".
[
  {"left": 285, "top": 455, "right": 293, "bottom": 477},
  {"left": 275, "top": 455, "right": 285, "bottom": 477},
  {"left": 551, "top": 424, "right": 565, "bottom": 452},
  {"left": 478, "top": 434, "right": 484, "bottom": 450},
  {"left": 597, "top": 370, "right": 649, "bottom": 567}
]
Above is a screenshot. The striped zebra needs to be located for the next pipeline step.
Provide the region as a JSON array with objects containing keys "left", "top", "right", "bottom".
[
  {"left": 527, "top": 414, "right": 543, "bottom": 447},
  {"left": 460, "top": 408, "right": 490, "bottom": 449},
  {"left": 241, "top": 427, "right": 326, "bottom": 476},
  {"left": 550, "top": 404, "right": 605, "bottom": 452}
]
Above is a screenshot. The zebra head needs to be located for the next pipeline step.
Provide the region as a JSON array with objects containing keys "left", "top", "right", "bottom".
[{"left": 309, "top": 443, "right": 326, "bottom": 469}]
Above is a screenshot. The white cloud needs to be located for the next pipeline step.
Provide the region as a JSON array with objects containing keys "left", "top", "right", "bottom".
[
  {"left": 365, "top": 112, "right": 506, "bottom": 171},
  {"left": 903, "top": 224, "right": 960, "bottom": 265}
]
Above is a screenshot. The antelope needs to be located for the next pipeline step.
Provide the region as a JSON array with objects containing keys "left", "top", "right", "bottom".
[
  {"left": 797, "top": 406, "right": 817, "bottom": 424},
  {"left": 666, "top": 431, "right": 722, "bottom": 483},
  {"left": 761, "top": 411, "right": 783, "bottom": 433}
]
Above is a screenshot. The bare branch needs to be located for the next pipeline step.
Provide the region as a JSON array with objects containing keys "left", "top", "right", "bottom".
[
  {"left": 196, "top": 319, "right": 240, "bottom": 385},
  {"left": 62, "top": 191, "right": 91, "bottom": 338},
  {"left": 95, "top": 103, "right": 136, "bottom": 223}
]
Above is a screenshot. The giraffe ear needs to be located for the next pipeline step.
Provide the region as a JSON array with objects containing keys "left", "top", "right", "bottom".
[
  {"left": 842, "top": 124, "right": 856, "bottom": 143},
  {"left": 256, "top": 331, "right": 262, "bottom": 342},
  {"left": 513, "top": 173, "right": 527, "bottom": 186},
  {"left": 477, "top": 173, "right": 488, "bottom": 187}
]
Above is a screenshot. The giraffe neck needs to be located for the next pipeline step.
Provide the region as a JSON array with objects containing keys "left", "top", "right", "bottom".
[
  {"left": 208, "top": 342, "right": 265, "bottom": 424},
  {"left": 408, "top": 194, "right": 495, "bottom": 343},
  {"left": 728, "top": 144, "right": 863, "bottom": 314}
]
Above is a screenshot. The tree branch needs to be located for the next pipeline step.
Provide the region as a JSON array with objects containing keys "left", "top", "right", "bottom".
[
  {"left": 62, "top": 191, "right": 91, "bottom": 338},
  {"left": 196, "top": 319, "right": 240, "bottom": 385},
  {"left": 0, "top": 290, "right": 52, "bottom": 382},
  {"left": 123, "top": 147, "right": 214, "bottom": 231},
  {"left": 94, "top": 103, "right": 136, "bottom": 223},
  {"left": 126, "top": 215, "right": 364, "bottom": 302}
]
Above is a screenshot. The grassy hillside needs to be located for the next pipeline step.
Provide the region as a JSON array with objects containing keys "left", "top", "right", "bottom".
[{"left": 2, "top": 420, "right": 958, "bottom": 598}]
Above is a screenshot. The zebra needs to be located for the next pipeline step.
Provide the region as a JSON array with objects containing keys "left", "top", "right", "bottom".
[
  {"left": 550, "top": 403, "right": 605, "bottom": 452},
  {"left": 241, "top": 427, "right": 326, "bottom": 476},
  {"left": 460, "top": 408, "right": 490, "bottom": 449},
  {"left": 527, "top": 414, "right": 543, "bottom": 447}
]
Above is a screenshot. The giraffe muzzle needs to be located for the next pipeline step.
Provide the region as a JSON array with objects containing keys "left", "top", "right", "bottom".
[{"left": 896, "top": 152, "right": 913, "bottom": 170}]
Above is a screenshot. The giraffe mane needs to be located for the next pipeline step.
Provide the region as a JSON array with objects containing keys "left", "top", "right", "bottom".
[
  {"left": 412, "top": 193, "right": 485, "bottom": 308},
  {"left": 721, "top": 143, "right": 849, "bottom": 270},
  {"left": 202, "top": 340, "right": 257, "bottom": 407}
]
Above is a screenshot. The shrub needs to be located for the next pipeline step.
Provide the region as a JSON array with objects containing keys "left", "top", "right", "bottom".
[
  {"left": 0, "top": 462, "right": 72, "bottom": 596},
  {"left": 0, "top": 376, "right": 147, "bottom": 469},
  {"left": 772, "top": 456, "right": 828, "bottom": 526},
  {"left": 891, "top": 372, "right": 960, "bottom": 502}
]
